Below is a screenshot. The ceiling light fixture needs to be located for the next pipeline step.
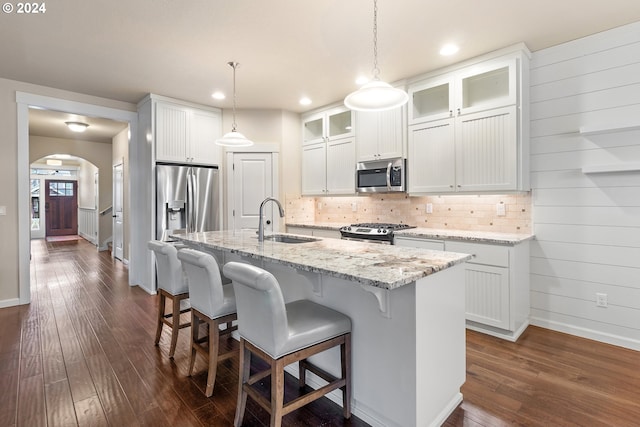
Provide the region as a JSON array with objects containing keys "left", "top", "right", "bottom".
[
  {"left": 215, "top": 61, "right": 254, "bottom": 147},
  {"left": 65, "top": 121, "right": 89, "bottom": 132},
  {"left": 344, "top": 0, "right": 408, "bottom": 112},
  {"left": 440, "top": 43, "right": 459, "bottom": 56}
]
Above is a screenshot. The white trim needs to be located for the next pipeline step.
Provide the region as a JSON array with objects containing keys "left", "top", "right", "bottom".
[
  {"left": 16, "top": 92, "right": 138, "bottom": 305},
  {"left": 0, "top": 298, "right": 21, "bottom": 309},
  {"left": 530, "top": 317, "right": 640, "bottom": 351}
]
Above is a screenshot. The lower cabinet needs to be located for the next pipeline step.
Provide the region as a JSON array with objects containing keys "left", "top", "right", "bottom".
[{"left": 394, "top": 236, "right": 530, "bottom": 341}]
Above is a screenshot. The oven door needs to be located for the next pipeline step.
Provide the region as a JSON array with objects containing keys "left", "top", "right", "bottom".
[
  {"left": 340, "top": 232, "right": 392, "bottom": 244},
  {"left": 356, "top": 158, "right": 405, "bottom": 193}
]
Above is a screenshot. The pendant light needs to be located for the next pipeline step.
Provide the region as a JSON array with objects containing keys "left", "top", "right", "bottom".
[
  {"left": 215, "top": 61, "right": 254, "bottom": 147},
  {"left": 344, "top": 0, "right": 408, "bottom": 111}
]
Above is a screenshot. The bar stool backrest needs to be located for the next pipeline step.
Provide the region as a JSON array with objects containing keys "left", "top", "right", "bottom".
[
  {"left": 223, "top": 262, "right": 288, "bottom": 357},
  {"left": 147, "top": 241, "right": 187, "bottom": 295},
  {"left": 177, "top": 248, "right": 226, "bottom": 318}
]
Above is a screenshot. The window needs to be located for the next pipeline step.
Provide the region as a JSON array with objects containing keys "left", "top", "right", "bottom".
[{"left": 49, "top": 181, "right": 74, "bottom": 197}]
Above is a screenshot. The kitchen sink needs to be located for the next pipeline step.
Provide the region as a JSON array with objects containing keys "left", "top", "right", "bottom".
[{"left": 261, "top": 234, "right": 320, "bottom": 244}]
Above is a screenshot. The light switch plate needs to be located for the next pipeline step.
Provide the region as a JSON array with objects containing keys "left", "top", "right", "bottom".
[
  {"left": 496, "top": 203, "right": 506, "bottom": 216},
  {"left": 426, "top": 203, "right": 433, "bottom": 214},
  {"left": 0, "top": 206, "right": 6, "bottom": 216}
]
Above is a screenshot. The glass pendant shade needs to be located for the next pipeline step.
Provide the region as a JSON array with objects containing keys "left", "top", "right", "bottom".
[
  {"left": 216, "top": 130, "right": 253, "bottom": 147},
  {"left": 344, "top": 79, "right": 408, "bottom": 111},
  {"left": 344, "top": 0, "right": 408, "bottom": 111},
  {"left": 215, "top": 61, "right": 254, "bottom": 147}
]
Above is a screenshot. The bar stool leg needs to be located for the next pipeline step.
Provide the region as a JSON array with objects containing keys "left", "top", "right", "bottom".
[
  {"left": 168, "top": 294, "right": 181, "bottom": 358},
  {"left": 155, "top": 291, "right": 166, "bottom": 346},
  {"left": 234, "top": 339, "right": 250, "bottom": 427},
  {"left": 205, "top": 319, "right": 220, "bottom": 397},
  {"left": 270, "top": 358, "right": 286, "bottom": 427},
  {"left": 341, "top": 334, "right": 352, "bottom": 418},
  {"left": 188, "top": 311, "right": 199, "bottom": 377}
]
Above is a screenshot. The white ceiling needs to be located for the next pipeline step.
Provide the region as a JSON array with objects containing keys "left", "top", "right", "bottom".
[{"left": 4, "top": 0, "right": 640, "bottom": 139}]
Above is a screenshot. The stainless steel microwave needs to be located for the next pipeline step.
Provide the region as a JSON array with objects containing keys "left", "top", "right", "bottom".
[{"left": 356, "top": 158, "right": 406, "bottom": 193}]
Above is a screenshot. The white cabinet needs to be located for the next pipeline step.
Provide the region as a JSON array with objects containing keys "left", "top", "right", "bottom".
[
  {"left": 302, "top": 138, "right": 356, "bottom": 195},
  {"left": 303, "top": 106, "right": 354, "bottom": 145},
  {"left": 301, "top": 105, "right": 356, "bottom": 196},
  {"left": 155, "top": 100, "right": 222, "bottom": 165},
  {"left": 356, "top": 107, "right": 404, "bottom": 161},
  {"left": 395, "top": 235, "right": 530, "bottom": 341},
  {"left": 407, "top": 49, "right": 529, "bottom": 194}
]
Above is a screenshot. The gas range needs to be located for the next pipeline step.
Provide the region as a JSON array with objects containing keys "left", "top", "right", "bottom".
[{"left": 339, "top": 223, "right": 416, "bottom": 244}]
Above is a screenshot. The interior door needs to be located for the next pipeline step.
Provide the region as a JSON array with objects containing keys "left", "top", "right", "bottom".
[
  {"left": 113, "top": 163, "right": 124, "bottom": 260},
  {"left": 229, "top": 153, "right": 274, "bottom": 231},
  {"left": 45, "top": 180, "right": 78, "bottom": 236}
]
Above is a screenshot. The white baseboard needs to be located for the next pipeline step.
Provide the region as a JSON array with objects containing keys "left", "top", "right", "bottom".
[
  {"left": 530, "top": 317, "right": 640, "bottom": 351},
  {"left": 0, "top": 298, "right": 20, "bottom": 309},
  {"left": 78, "top": 231, "right": 97, "bottom": 245}
]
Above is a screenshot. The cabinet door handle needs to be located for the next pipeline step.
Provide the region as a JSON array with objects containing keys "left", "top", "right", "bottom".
[
  {"left": 457, "top": 108, "right": 461, "bottom": 115},
  {"left": 449, "top": 185, "right": 454, "bottom": 188},
  {"left": 449, "top": 110, "right": 453, "bottom": 117}
]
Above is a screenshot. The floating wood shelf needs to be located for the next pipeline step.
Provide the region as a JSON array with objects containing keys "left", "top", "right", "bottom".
[
  {"left": 579, "top": 124, "right": 640, "bottom": 136},
  {"left": 582, "top": 163, "right": 640, "bottom": 174}
]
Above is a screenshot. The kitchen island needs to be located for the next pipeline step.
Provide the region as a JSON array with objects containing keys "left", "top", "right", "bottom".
[{"left": 173, "top": 230, "right": 472, "bottom": 427}]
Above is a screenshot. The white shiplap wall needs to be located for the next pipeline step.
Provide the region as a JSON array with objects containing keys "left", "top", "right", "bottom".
[{"left": 529, "top": 21, "right": 640, "bottom": 350}]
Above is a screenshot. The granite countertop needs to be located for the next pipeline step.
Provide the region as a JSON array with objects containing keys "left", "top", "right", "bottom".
[
  {"left": 394, "top": 228, "right": 534, "bottom": 245},
  {"left": 172, "top": 230, "right": 471, "bottom": 290},
  {"left": 286, "top": 222, "right": 533, "bottom": 245}
]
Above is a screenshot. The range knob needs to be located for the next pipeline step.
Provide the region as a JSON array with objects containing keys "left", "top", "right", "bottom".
[
  {"left": 377, "top": 228, "right": 382, "bottom": 233},
  {"left": 382, "top": 229, "right": 388, "bottom": 234}
]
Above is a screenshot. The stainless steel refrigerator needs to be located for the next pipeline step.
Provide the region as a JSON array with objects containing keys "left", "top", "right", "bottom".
[{"left": 156, "top": 162, "right": 220, "bottom": 241}]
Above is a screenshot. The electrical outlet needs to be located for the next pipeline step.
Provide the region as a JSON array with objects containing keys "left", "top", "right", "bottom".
[
  {"left": 496, "top": 203, "right": 506, "bottom": 216},
  {"left": 317, "top": 202, "right": 322, "bottom": 210},
  {"left": 351, "top": 202, "right": 358, "bottom": 212},
  {"left": 0, "top": 206, "right": 6, "bottom": 216},
  {"left": 426, "top": 203, "right": 433, "bottom": 214},
  {"left": 596, "top": 293, "right": 608, "bottom": 307}
]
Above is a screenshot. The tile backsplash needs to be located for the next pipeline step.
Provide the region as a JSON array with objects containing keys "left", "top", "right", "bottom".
[{"left": 285, "top": 193, "right": 531, "bottom": 234}]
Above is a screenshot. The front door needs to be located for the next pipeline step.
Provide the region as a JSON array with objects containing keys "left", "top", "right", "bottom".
[
  {"left": 45, "top": 180, "right": 78, "bottom": 236},
  {"left": 228, "top": 153, "right": 275, "bottom": 231},
  {"left": 113, "top": 164, "right": 124, "bottom": 261}
]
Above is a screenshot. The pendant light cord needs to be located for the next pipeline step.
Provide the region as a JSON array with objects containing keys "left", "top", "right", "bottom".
[
  {"left": 372, "top": 0, "right": 380, "bottom": 80},
  {"left": 229, "top": 61, "right": 238, "bottom": 132}
]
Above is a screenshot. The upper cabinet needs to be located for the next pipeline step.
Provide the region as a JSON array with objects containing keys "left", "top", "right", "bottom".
[
  {"left": 303, "top": 106, "right": 354, "bottom": 145},
  {"left": 409, "top": 59, "right": 516, "bottom": 125},
  {"left": 301, "top": 105, "right": 356, "bottom": 196},
  {"left": 154, "top": 99, "right": 222, "bottom": 165},
  {"left": 356, "top": 107, "right": 405, "bottom": 162},
  {"left": 407, "top": 47, "right": 529, "bottom": 194}
]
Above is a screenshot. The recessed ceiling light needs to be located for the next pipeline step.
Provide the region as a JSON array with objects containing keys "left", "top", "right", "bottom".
[
  {"left": 299, "top": 97, "right": 312, "bottom": 106},
  {"left": 65, "top": 121, "right": 89, "bottom": 132},
  {"left": 440, "top": 43, "right": 459, "bottom": 56},
  {"left": 212, "top": 91, "right": 225, "bottom": 100}
]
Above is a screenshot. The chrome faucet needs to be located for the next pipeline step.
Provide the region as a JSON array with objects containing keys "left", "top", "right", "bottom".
[{"left": 258, "top": 197, "right": 285, "bottom": 242}]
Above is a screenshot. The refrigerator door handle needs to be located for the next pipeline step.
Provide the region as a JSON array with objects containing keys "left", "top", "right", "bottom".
[
  {"left": 190, "top": 169, "right": 197, "bottom": 232},
  {"left": 186, "top": 167, "right": 193, "bottom": 233}
]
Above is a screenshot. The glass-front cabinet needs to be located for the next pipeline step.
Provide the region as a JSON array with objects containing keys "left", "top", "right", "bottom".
[
  {"left": 302, "top": 106, "right": 354, "bottom": 145},
  {"left": 409, "top": 58, "right": 516, "bottom": 125},
  {"left": 407, "top": 47, "right": 529, "bottom": 194},
  {"left": 301, "top": 105, "right": 356, "bottom": 195}
]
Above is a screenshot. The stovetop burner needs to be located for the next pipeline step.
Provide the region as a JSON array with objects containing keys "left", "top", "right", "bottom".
[
  {"left": 350, "top": 223, "right": 415, "bottom": 230},
  {"left": 339, "top": 223, "right": 416, "bottom": 243}
]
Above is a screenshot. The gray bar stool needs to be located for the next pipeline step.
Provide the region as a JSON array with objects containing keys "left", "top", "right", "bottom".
[
  {"left": 148, "top": 240, "right": 190, "bottom": 358},
  {"left": 223, "top": 261, "right": 352, "bottom": 427},
  {"left": 178, "top": 248, "right": 237, "bottom": 397}
]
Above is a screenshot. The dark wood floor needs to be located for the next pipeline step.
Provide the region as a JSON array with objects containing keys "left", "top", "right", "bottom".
[{"left": 1, "top": 238, "right": 639, "bottom": 426}]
